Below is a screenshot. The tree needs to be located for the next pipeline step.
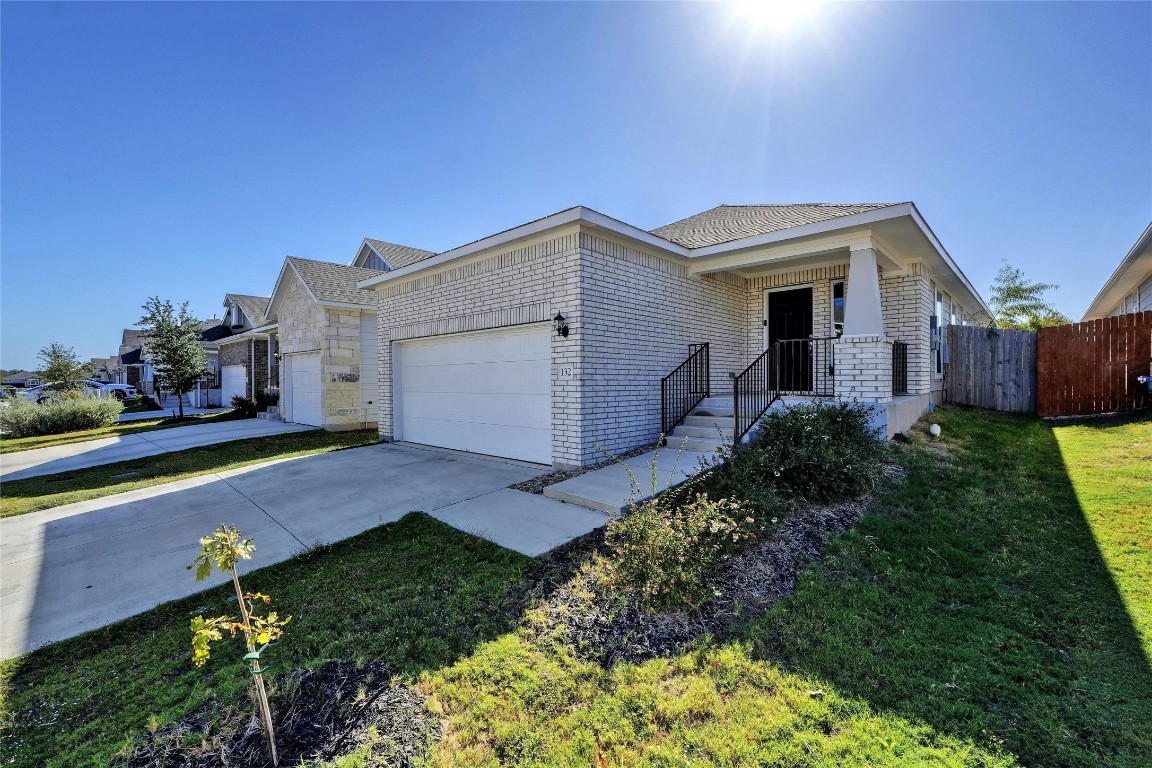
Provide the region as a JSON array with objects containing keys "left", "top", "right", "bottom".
[
  {"left": 36, "top": 342, "right": 92, "bottom": 389},
  {"left": 988, "top": 261, "right": 1071, "bottom": 331},
  {"left": 138, "top": 297, "right": 207, "bottom": 418},
  {"left": 189, "top": 526, "right": 289, "bottom": 767}
]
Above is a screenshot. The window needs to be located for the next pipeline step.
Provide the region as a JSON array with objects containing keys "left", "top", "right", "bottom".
[
  {"left": 932, "top": 288, "right": 944, "bottom": 377},
  {"left": 832, "top": 281, "right": 845, "bottom": 337}
]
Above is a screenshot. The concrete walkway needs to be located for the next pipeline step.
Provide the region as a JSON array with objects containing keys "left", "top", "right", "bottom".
[
  {"left": 0, "top": 419, "right": 315, "bottom": 481},
  {"left": 1, "top": 443, "right": 611, "bottom": 657},
  {"left": 544, "top": 439, "right": 718, "bottom": 514},
  {"left": 118, "top": 406, "right": 230, "bottom": 423}
]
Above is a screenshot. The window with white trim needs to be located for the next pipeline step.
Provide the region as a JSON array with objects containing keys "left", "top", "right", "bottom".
[
  {"left": 932, "top": 287, "right": 944, "bottom": 378},
  {"left": 832, "top": 281, "right": 846, "bottom": 337}
]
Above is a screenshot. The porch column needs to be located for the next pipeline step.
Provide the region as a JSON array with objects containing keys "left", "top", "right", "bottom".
[{"left": 843, "top": 246, "right": 885, "bottom": 338}]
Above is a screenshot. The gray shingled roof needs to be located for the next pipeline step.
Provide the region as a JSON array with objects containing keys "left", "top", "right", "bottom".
[
  {"left": 364, "top": 239, "right": 437, "bottom": 270},
  {"left": 288, "top": 257, "right": 384, "bottom": 306},
  {"left": 225, "top": 293, "right": 271, "bottom": 327},
  {"left": 650, "top": 203, "right": 905, "bottom": 249}
]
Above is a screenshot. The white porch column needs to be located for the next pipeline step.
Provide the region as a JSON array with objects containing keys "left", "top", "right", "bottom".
[{"left": 843, "top": 246, "right": 885, "bottom": 338}]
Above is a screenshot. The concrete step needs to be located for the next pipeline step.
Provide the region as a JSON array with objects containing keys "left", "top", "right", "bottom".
[
  {"left": 691, "top": 405, "right": 733, "bottom": 418},
  {"left": 696, "top": 397, "right": 734, "bottom": 409},
  {"left": 682, "top": 415, "right": 735, "bottom": 429},
  {"left": 671, "top": 424, "right": 733, "bottom": 439},
  {"left": 667, "top": 436, "right": 728, "bottom": 453},
  {"left": 256, "top": 411, "right": 280, "bottom": 421}
]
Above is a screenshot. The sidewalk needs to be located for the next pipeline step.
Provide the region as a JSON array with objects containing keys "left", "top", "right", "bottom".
[{"left": 0, "top": 419, "right": 315, "bottom": 481}]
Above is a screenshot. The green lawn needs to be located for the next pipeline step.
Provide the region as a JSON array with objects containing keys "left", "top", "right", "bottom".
[
  {"left": 0, "top": 428, "right": 379, "bottom": 517},
  {"left": 0, "top": 410, "right": 244, "bottom": 454},
  {"left": 2, "top": 408, "right": 1149, "bottom": 767}
]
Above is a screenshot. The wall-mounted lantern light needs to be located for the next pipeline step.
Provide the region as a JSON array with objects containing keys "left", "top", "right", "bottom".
[
  {"left": 553, "top": 312, "right": 569, "bottom": 338},
  {"left": 273, "top": 352, "right": 282, "bottom": 362}
]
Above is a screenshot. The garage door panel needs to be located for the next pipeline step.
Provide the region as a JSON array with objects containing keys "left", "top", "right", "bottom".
[
  {"left": 288, "top": 352, "right": 323, "bottom": 427},
  {"left": 401, "top": 392, "right": 550, "bottom": 427},
  {"left": 402, "top": 418, "right": 551, "bottom": 461},
  {"left": 396, "top": 325, "right": 551, "bottom": 464},
  {"left": 400, "top": 360, "right": 549, "bottom": 394}
]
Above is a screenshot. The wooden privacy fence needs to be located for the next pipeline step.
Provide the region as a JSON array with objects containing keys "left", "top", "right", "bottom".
[
  {"left": 1036, "top": 311, "right": 1152, "bottom": 417},
  {"left": 947, "top": 325, "right": 1037, "bottom": 413}
]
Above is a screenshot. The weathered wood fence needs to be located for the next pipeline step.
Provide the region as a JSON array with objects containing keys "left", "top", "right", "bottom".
[
  {"left": 1036, "top": 311, "right": 1152, "bottom": 417},
  {"left": 947, "top": 325, "right": 1037, "bottom": 413}
]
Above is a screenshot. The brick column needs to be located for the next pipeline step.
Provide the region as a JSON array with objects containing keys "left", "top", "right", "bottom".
[{"left": 834, "top": 335, "right": 893, "bottom": 403}]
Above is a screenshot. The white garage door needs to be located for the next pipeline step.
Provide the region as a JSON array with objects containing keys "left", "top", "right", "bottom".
[
  {"left": 360, "top": 312, "right": 378, "bottom": 424},
  {"left": 395, "top": 324, "right": 551, "bottom": 463},
  {"left": 287, "top": 352, "right": 323, "bottom": 427},
  {"left": 221, "top": 365, "right": 247, "bottom": 403}
]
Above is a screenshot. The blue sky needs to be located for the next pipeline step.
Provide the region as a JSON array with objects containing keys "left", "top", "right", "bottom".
[{"left": 2, "top": 1, "right": 1149, "bottom": 369}]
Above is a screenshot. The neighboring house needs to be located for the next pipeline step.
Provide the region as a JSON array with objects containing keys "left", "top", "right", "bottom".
[
  {"left": 117, "top": 319, "right": 233, "bottom": 396},
  {"left": 262, "top": 247, "right": 432, "bottom": 429},
  {"left": 1081, "top": 221, "right": 1152, "bottom": 321},
  {"left": 89, "top": 357, "right": 120, "bottom": 383},
  {"left": 216, "top": 294, "right": 273, "bottom": 403},
  {"left": 358, "top": 202, "right": 989, "bottom": 468},
  {"left": 2, "top": 371, "right": 42, "bottom": 388}
]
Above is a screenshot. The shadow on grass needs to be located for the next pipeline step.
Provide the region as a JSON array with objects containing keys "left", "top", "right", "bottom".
[
  {"left": 0, "top": 513, "right": 552, "bottom": 768},
  {"left": 745, "top": 408, "right": 1152, "bottom": 766}
]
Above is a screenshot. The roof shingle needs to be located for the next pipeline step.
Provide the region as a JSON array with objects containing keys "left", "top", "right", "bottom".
[
  {"left": 650, "top": 203, "right": 905, "bottom": 249},
  {"left": 288, "top": 257, "right": 384, "bottom": 306},
  {"left": 363, "top": 239, "right": 437, "bottom": 270},
  {"left": 225, "top": 294, "right": 271, "bottom": 327}
]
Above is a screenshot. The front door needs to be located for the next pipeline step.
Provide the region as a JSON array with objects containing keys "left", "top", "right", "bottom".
[{"left": 765, "top": 287, "right": 813, "bottom": 392}]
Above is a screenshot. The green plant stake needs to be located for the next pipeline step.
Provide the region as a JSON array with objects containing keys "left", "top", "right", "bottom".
[{"left": 188, "top": 525, "right": 290, "bottom": 767}]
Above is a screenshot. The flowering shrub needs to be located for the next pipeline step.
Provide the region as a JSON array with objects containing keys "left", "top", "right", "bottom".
[
  {"left": 746, "top": 400, "right": 882, "bottom": 502},
  {"left": 0, "top": 393, "right": 123, "bottom": 437},
  {"left": 605, "top": 493, "right": 767, "bottom": 610}
]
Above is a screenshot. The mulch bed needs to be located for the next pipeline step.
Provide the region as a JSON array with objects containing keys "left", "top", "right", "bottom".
[
  {"left": 122, "top": 661, "right": 435, "bottom": 768},
  {"left": 508, "top": 443, "right": 659, "bottom": 494},
  {"left": 507, "top": 463, "right": 904, "bottom": 667},
  {"left": 126, "top": 461, "right": 901, "bottom": 766}
]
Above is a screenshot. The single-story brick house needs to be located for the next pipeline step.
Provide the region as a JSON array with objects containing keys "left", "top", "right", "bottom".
[
  {"left": 1081, "top": 221, "right": 1152, "bottom": 320},
  {"left": 215, "top": 294, "right": 273, "bottom": 403},
  {"left": 358, "top": 202, "right": 989, "bottom": 468},
  {"left": 260, "top": 239, "right": 434, "bottom": 429}
]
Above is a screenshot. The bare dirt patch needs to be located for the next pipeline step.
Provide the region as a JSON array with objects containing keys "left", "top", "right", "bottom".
[{"left": 508, "top": 443, "right": 658, "bottom": 494}]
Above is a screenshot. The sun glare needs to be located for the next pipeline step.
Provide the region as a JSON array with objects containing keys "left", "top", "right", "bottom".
[{"left": 733, "top": 0, "right": 821, "bottom": 32}]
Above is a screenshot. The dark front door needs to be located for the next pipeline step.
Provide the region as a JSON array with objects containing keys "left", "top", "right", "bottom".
[{"left": 767, "top": 287, "right": 813, "bottom": 392}]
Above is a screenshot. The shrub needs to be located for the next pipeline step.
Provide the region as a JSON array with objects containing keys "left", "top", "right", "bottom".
[
  {"left": 0, "top": 393, "right": 123, "bottom": 437},
  {"left": 605, "top": 493, "right": 765, "bottom": 610},
  {"left": 745, "top": 400, "right": 883, "bottom": 503},
  {"left": 231, "top": 394, "right": 257, "bottom": 417},
  {"left": 255, "top": 389, "right": 279, "bottom": 409}
]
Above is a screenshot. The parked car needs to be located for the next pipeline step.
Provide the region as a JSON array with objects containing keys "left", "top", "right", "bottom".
[
  {"left": 21, "top": 381, "right": 137, "bottom": 404},
  {"left": 82, "top": 379, "right": 138, "bottom": 400}
]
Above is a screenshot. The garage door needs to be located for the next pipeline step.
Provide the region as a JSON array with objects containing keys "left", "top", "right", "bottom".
[
  {"left": 395, "top": 324, "right": 551, "bottom": 463},
  {"left": 287, "top": 352, "right": 323, "bottom": 427},
  {"left": 221, "top": 365, "right": 247, "bottom": 403}
]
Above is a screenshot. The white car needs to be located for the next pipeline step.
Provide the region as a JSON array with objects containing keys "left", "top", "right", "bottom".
[
  {"left": 82, "top": 379, "right": 139, "bottom": 400},
  {"left": 21, "top": 381, "right": 138, "bottom": 403}
]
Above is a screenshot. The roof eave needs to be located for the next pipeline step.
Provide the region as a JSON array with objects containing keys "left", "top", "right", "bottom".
[
  {"left": 358, "top": 206, "right": 691, "bottom": 290},
  {"left": 1081, "top": 221, "right": 1152, "bottom": 321}
]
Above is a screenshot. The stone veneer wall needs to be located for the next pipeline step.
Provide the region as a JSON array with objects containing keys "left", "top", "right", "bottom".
[{"left": 276, "top": 270, "right": 370, "bottom": 429}]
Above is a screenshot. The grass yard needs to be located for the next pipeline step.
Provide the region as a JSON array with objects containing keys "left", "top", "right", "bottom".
[
  {"left": 0, "top": 410, "right": 244, "bottom": 454},
  {"left": 1, "top": 408, "right": 1149, "bottom": 767},
  {"left": 0, "top": 428, "right": 378, "bottom": 518}
]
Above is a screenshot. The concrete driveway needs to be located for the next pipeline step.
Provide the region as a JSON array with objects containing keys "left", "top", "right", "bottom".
[
  {"left": 0, "top": 419, "right": 315, "bottom": 481},
  {"left": 1, "top": 442, "right": 610, "bottom": 658}
]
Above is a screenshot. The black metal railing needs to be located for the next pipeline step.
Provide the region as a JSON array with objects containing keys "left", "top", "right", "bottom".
[
  {"left": 892, "top": 340, "right": 909, "bottom": 395},
  {"left": 661, "top": 343, "right": 710, "bottom": 435},
  {"left": 733, "top": 337, "right": 836, "bottom": 444}
]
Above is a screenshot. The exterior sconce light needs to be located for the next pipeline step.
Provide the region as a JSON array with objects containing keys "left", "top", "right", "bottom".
[
  {"left": 553, "top": 312, "right": 569, "bottom": 338},
  {"left": 273, "top": 352, "right": 282, "bottom": 361}
]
